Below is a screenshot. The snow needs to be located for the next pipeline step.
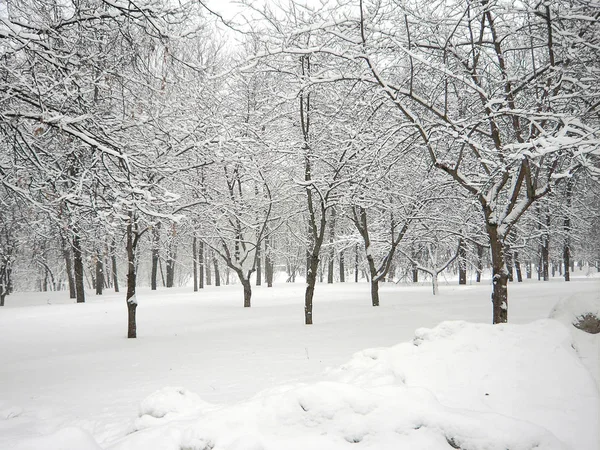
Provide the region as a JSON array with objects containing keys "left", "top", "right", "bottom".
[{"left": 0, "top": 275, "right": 598, "bottom": 450}]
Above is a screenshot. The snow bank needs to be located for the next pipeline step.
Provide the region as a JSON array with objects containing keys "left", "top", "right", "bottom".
[
  {"left": 11, "top": 426, "right": 102, "bottom": 450},
  {"left": 108, "top": 320, "right": 598, "bottom": 450}
]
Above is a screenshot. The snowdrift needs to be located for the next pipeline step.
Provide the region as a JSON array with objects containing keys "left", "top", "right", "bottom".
[{"left": 99, "top": 320, "right": 598, "bottom": 450}]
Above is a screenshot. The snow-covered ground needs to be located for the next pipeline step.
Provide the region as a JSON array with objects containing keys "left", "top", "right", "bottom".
[{"left": 1, "top": 274, "right": 598, "bottom": 450}]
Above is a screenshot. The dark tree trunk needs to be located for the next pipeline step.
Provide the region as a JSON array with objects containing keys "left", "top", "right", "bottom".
[
  {"left": 111, "top": 251, "right": 119, "bottom": 293},
  {"left": 256, "top": 243, "right": 262, "bottom": 286},
  {"left": 339, "top": 249, "right": 345, "bottom": 282},
  {"left": 265, "top": 238, "right": 274, "bottom": 288},
  {"left": 213, "top": 257, "right": 221, "bottom": 287},
  {"left": 126, "top": 213, "right": 138, "bottom": 339},
  {"left": 488, "top": 225, "right": 508, "bottom": 324},
  {"left": 305, "top": 253, "right": 319, "bottom": 325},
  {"left": 476, "top": 243, "right": 484, "bottom": 283},
  {"left": 458, "top": 237, "right": 467, "bottom": 285},
  {"left": 192, "top": 236, "right": 198, "bottom": 292},
  {"left": 151, "top": 223, "right": 160, "bottom": 290},
  {"left": 505, "top": 248, "right": 514, "bottom": 282},
  {"left": 541, "top": 243, "right": 549, "bottom": 281},
  {"left": 205, "top": 248, "right": 212, "bottom": 286},
  {"left": 366, "top": 257, "right": 379, "bottom": 306},
  {"left": 199, "top": 240, "right": 204, "bottom": 289},
  {"left": 61, "top": 235, "right": 76, "bottom": 299},
  {"left": 354, "top": 243, "right": 359, "bottom": 283},
  {"left": 241, "top": 275, "right": 251, "bottom": 307},
  {"left": 542, "top": 213, "right": 550, "bottom": 281},
  {"left": 95, "top": 251, "right": 104, "bottom": 295},
  {"left": 514, "top": 252, "right": 523, "bottom": 282},
  {"left": 412, "top": 265, "right": 418, "bottom": 282},
  {"left": 564, "top": 179, "right": 572, "bottom": 282},
  {"left": 370, "top": 277, "right": 379, "bottom": 307},
  {"left": 73, "top": 231, "right": 85, "bottom": 303}
]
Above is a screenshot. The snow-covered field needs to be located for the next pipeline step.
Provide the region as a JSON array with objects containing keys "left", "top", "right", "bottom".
[{"left": 1, "top": 275, "right": 598, "bottom": 450}]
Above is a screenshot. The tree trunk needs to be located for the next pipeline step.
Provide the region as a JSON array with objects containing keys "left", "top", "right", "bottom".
[
  {"left": 542, "top": 213, "right": 550, "bottom": 281},
  {"left": 366, "top": 257, "right": 379, "bottom": 306},
  {"left": 199, "top": 240, "right": 204, "bottom": 289},
  {"left": 564, "top": 179, "right": 572, "bottom": 282},
  {"left": 151, "top": 223, "right": 160, "bottom": 290},
  {"left": 354, "top": 243, "right": 359, "bottom": 283},
  {"left": 192, "top": 236, "right": 198, "bottom": 292},
  {"left": 95, "top": 250, "right": 104, "bottom": 295},
  {"left": 526, "top": 261, "right": 532, "bottom": 279},
  {"left": 61, "top": 235, "right": 76, "bottom": 299},
  {"left": 505, "top": 247, "right": 514, "bottom": 282},
  {"left": 205, "top": 248, "right": 212, "bottom": 286},
  {"left": 265, "top": 238, "right": 273, "bottom": 288},
  {"left": 432, "top": 272, "right": 439, "bottom": 295},
  {"left": 126, "top": 213, "right": 138, "bottom": 339},
  {"left": 213, "top": 257, "right": 221, "bottom": 287},
  {"left": 256, "top": 242, "right": 262, "bottom": 286},
  {"left": 305, "top": 253, "right": 319, "bottom": 325},
  {"left": 73, "top": 231, "right": 85, "bottom": 303},
  {"left": 412, "top": 265, "right": 418, "bottom": 282},
  {"left": 111, "top": 251, "right": 119, "bottom": 292},
  {"left": 458, "top": 237, "right": 467, "bottom": 285},
  {"left": 339, "top": 249, "right": 345, "bottom": 282},
  {"left": 514, "top": 252, "right": 523, "bottom": 283},
  {"left": 476, "top": 243, "right": 484, "bottom": 283},
  {"left": 241, "top": 276, "right": 251, "bottom": 307},
  {"left": 489, "top": 226, "right": 508, "bottom": 324},
  {"left": 370, "top": 277, "right": 379, "bottom": 306}
]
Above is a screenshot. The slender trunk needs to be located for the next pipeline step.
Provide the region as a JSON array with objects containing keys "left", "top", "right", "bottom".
[
  {"left": 370, "top": 277, "right": 379, "bottom": 306},
  {"left": 126, "top": 214, "right": 138, "bottom": 339},
  {"left": 265, "top": 238, "right": 273, "bottom": 288},
  {"left": 339, "top": 249, "right": 345, "bottom": 282},
  {"left": 241, "top": 276, "right": 251, "bottom": 307},
  {"left": 256, "top": 243, "right": 262, "bottom": 286},
  {"left": 514, "top": 252, "right": 523, "bottom": 282},
  {"left": 489, "top": 226, "right": 508, "bottom": 324},
  {"left": 305, "top": 253, "right": 319, "bottom": 325},
  {"left": 61, "top": 235, "right": 76, "bottom": 299},
  {"left": 542, "top": 213, "right": 550, "bottom": 281},
  {"left": 354, "top": 243, "right": 359, "bottom": 283},
  {"left": 213, "top": 257, "right": 221, "bottom": 287},
  {"left": 367, "top": 257, "right": 379, "bottom": 306},
  {"left": 73, "top": 231, "right": 85, "bottom": 303},
  {"left": 458, "top": 238, "right": 467, "bottom": 285},
  {"left": 111, "top": 248, "right": 119, "bottom": 293},
  {"left": 476, "top": 243, "right": 484, "bottom": 283},
  {"left": 412, "top": 265, "right": 418, "bottom": 282},
  {"left": 564, "top": 180, "right": 572, "bottom": 282},
  {"left": 151, "top": 223, "right": 160, "bottom": 290},
  {"left": 564, "top": 247, "right": 570, "bottom": 282},
  {"left": 192, "top": 236, "right": 198, "bottom": 292},
  {"left": 95, "top": 251, "right": 104, "bottom": 295},
  {"left": 199, "top": 240, "right": 204, "bottom": 289},
  {"left": 432, "top": 272, "right": 439, "bottom": 295},
  {"left": 205, "top": 248, "right": 212, "bottom": 286},
  {"left": 505, "top": 248, "right": 514, "bottom": 282}
]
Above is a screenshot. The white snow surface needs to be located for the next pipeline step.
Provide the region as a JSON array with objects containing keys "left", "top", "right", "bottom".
[{"left": 1, "top": 275, "right": 599, "bottom": 450}]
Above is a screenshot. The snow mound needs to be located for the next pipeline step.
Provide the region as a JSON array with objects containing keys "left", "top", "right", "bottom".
[
  {"left": 135, "top": 386, "right": 215, "bottom": 430},
  {"left": 549, "top": 293, "right": 600, "bottom": 334},
  {"left": 11, "top": 426, "right": 102, "bottom": 450},
  {"left": 109, "top": 320, "right": 598, "bottom": 450}
]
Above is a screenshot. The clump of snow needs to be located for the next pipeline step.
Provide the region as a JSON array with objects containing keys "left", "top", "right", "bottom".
[
  {"left": 11, "top": 426, "right": 102, "bottom": 450},
  {"left": 549, "top": 293, "right": 600, "bottom": 333},
  {"left": 135, "top": 387, "right": 215, "bottom": 430},
  {"left": 108, "top": 320, "right": 598, "bottom": 450},
  {"left": 549, "top": 292, "right": 600, "bottom": 389}
]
